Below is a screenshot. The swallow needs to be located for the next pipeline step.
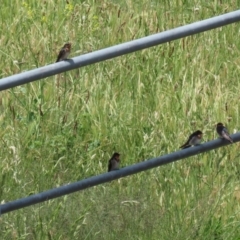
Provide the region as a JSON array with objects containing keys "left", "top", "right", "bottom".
[
  {"left": 180, "top": 130, "right": 203, "bottom": 149},
  {"left": 216, "top": 122, "right": 233, "bottom": 143},
  {"left": 56, "top": 43, "right": 71, "bottom": 62},
  {"left": 108, "top": 152, "right": 121, "bottom": 172}
]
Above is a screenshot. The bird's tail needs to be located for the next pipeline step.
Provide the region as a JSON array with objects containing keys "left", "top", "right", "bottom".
[
  {"left": 223, "top": 133, "right": 233, "bottom": 143},
  {"left": 180, "top": 141, "right": 190, "bottom": 149},
  {"left": 180, "top": 144, "right": 191, "bottom": 149}
]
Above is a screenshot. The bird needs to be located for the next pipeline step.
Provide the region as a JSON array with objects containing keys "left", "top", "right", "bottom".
[
  {"left": 108, "top": 152, "right": 121, "bottom": 172},
  {"left": 216, "top": 122, "right": 233, "bottom": 143},
  {"left": 56, "top": 43, "right": 71, "bottom": 62},
  {"left": 180, "top": 130, "right": 203, "bottom": 149}
]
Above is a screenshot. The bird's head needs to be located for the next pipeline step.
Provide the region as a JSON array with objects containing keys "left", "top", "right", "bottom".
[
  {"left": 216, "top": 122, "right": 224, "bottom": 127},
  {"left": 112, "top": 152, "right": 120, "bottom": 160},
  {"left": 64, "top": 43, "right": 71, "bottom": 49},
  {"left": 196, "top": 130, "right": 203, "bottom": 138}
]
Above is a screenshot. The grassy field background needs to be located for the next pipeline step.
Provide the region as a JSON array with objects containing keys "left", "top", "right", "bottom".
[{"left": 1, "top": 0, "right": 240, "bottom": 239}]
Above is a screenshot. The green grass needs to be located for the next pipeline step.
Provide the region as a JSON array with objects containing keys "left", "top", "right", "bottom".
[{"left": 1, "top": 0, "right": 240, "bottom": 239}]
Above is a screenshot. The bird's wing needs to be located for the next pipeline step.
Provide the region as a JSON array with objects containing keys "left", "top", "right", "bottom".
[
  {"left": 56, "top": 49, "right": 66, "bottom": 62},
  {"left": 222, "top": 128, "right": 233, "bottom": 142},
  {"left": 180, "top": 136, "right": 190, "bottom": 148},
  {"left": 108, "top": 160, "right": 111, "bottom": 172},
  {"left": 223, "top": 127, "right": 230, "bottom": 135}
]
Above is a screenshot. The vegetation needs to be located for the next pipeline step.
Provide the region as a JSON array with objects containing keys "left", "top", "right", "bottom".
[{"left": 1, "top": 0, "right": 240, "bottom": 239}]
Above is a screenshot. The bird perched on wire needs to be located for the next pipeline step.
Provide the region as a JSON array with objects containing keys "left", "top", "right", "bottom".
[
  {"left": 216, "top": 122, "right": 233, "bottom": 143},
  {"left": 56, "top": 43, "right": 71, "bottom": 62},
  {"left": 180, "top": 130, "right": 203, "bottom": 149},
  {"left": 108, "top": 152, "right": 121, "bottom": 172}
]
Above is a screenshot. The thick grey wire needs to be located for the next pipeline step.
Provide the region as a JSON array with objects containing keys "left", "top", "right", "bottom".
[
  {"left": 1, "top": 135, "right": 240, "bottom": 215},
  {"left": 0, "top": 10, "right": 240, "bottom": 91}
]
